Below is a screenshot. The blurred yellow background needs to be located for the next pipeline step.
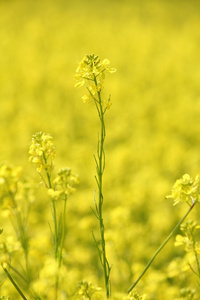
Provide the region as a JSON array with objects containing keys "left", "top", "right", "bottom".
[{"left": 0, "top": 0, "right": 200, "bottom": 298}]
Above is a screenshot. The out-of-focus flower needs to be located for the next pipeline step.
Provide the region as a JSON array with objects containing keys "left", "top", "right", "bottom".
[
  {"left": 48, "top": 168, "right": 78, "bottom": 200},
  {"left": 124, "top": 291, "right": 146, "bottom": 300},
  {"left": 166, "top": 174, "right": 200, "bottom": 206},
  {"left": 175, "top": 220, "right": 200, "bottom": 253},
  {"left": 0, "top": 163, "right": 22, "bottom": 197},
  {"left": 76, "top": 280, "right": 102, "bottom": 299},
  {"left": 179, "top": 287, "right": 196, "bottom": 299}
]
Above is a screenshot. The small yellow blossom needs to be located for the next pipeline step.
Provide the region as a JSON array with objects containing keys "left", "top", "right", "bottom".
[
  {"left": 179, "top": 288, "right": 196, "bottom": 299},
  {"left": 1, "top": 261, "right": 8, "bottom": 269},
  {"left": 175, "top": 220, "right": 200, "bottom": 253},
  {"left": 48, "top": 188, "right": 62, "bottom": 200},
  {"left": 50, "top": 168, "right": 78, "bottom": 200},
  {"left": 0, "top": 164, "right": 22, "bottom": 196},
  {"left": 29, "top": 132, "right": 55, "bottom": 173},
  {"left": 75, "top": 54, "right": 116, "bottom": 104},
  {"left": 76, "top": 280, "right": 102, "bottom": 299},
  {"left": 81, "top": 94, "right": 90, "bottom": 103},
  {"left": 124, "top": 291, "right": 146, "bottom": 300},
  {"left": 166, "top": 174, "right": 200, "bottom": 206}
]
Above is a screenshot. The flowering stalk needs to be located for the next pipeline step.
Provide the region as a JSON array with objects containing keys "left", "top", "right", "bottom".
[
  {"left": 29, "top": 132, "right": 59, "bottom": 259},
  {"left": 94, "top": 79, "right": 111, "bottom": 298},
  {"left": 75, "top": 54, "right": 116, "bottom": 298},
  {"left": 29, "top": 132, "right": 78, "bottom": 298},
  {"left": 175, "top": 219, "right": 200, "bottom": 282},
  {"left": 0, "top": 164, "right": 32, "bottom": 286},
  {"left": 127, "top": 173, "right": 199, "bottom": 294}
]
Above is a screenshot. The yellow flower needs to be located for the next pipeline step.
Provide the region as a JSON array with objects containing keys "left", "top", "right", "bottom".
[
  {"left": 29, "top": 132, "right": 55, "bottom": 174},
  {"left": 166, "top": 174, "right": 200, "bottom": 205},
  {"left": 175, "top": 220, "right": 200, "bottom": 252},
  {"left": 51, "top": 168, "right": 78, "bottom": 200},
  {"left": 124, "top": 291, "right": 146, "bottom": 300},
  {"left": 48, "top": 189, "right": 62, "bottom": 200},
  {"left": 174, "top": 234, "right": 190, "bottom": 248},
  {"left": 75, "top": 54, "right": 116, "bottom": 103},
  {"left": 81, "top": 94, "right": 90, "bottom": 103},
  {"left": 0, "top": 163, "right": 22, "bottom": 196}
]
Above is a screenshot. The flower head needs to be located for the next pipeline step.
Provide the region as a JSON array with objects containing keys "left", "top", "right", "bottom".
[
  {"left": 125, "top": 291, "right": 146, "bottom": 300},
  {"left": 175, "top": 220, "right": 200, "bottom": 253},
  {"left": 166, "top": 174, "right": 200, "bottom": 206},
  {"left": 48, "top": 168, "right": 78, "bottom": 200},
  {"left": 179, "top": 288, "right": 196, "bottom": 299},
  {"left": 29, "top": 132, "right": 55, "bottom": 173},
  {"left": 74, "top": 54, "right": 116, "bottom": 105},
  {"left": 0, "top": 163, "right": 22, "bottom": 197},
  {"left": 76, "top": 280, "right": 102, "bottom": 299}
]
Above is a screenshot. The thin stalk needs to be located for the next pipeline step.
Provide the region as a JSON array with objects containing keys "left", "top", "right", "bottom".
[
  {"left": 127, "top": 202, "right": 196, "bottom": 294},
  {"left": 51, "top": 199, "right": 59, "bottom": 259},
  {"left": 9, "top": 263, "right": 29, "bottom": 283},
  {"left": 94, "top": 75, "right": 111, "bottom": 298},
  {"left": 59, "top": 196, "right": 68, "bottom": 267},
  {"left": 7, "top": 185, "right": 31, "bottom": 283},
  {"left": 43, "top": 156, "right": 60, "bottom": 299},
  {"left": 2, "top": 265, "right": 28, "bottom": 300},
  {"left": 55, "top": 197, "right": 67, "bottom": 300},
  {"left": 45, "top": 168, "right": 59, "bottom": 260}
]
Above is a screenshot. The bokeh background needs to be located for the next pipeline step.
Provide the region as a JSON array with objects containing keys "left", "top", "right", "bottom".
[{"left": 0, "top": 0, "right": 200, "bottom": 298}]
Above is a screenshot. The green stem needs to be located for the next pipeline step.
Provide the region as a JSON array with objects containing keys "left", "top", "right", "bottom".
[
  {"left": 94, "top": 76, "right": 111, "bottom": 298},
  {"left": 6, "top": 185, "right": 30, "bottom": 283},
  {"left": 2, "top": 265, "right": 28, "bottom": 300},
  {"left": 127, "top": 202, "right": 196, "bottom": 294},
  {"left": 51, "top": 199, "right": 58, "bottom": 259},
  {"left": 9, "top": 263, "right": 29, "bottom": 283},
  {"left": 45, "top": 168, "right": 59, "bottom": 260},
  {"left": 44, "top": 159, "right": 59, "bottom": 299},
  {"left": 59, "top": 196, "right": 68, "bottom": 267},
  {"left": 55, "top": 196, "right": 68, "bottom": 298}
]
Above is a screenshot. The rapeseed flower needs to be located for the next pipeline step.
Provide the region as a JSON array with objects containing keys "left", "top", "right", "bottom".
[
  {"left": 0, "top": 164, "right": 22, "bottom": 196},
  {"left": 48, "top": 168, "right": 78, "bottom": 201},
  {"left": 124, "top": 291, "right": 146, "bottom": 300},
  {"left": 29, "top": 132, "right": 55, "bottom": 173},
  {"left": 76, "top": 280, "right": 102, "bottom": 299},
  {"left": 166, "top": 174, "right": 200, "bottom": 206},
  {"left": 175, "top": 220, "right": 200, "bottom": 253},
  {"left": 74, "top": 54, "right": 116, "bottom": 111}
]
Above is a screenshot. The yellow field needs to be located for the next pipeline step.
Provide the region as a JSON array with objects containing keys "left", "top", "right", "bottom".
[{"left": 0, "top": 0, "right": 200, "bottom": 299}]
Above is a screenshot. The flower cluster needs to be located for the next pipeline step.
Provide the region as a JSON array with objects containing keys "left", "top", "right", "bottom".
[
  {"left": 29, "top": 132, "right": 55, "bottom": 173},
  {"left": 179, "top": 287, "right": 196, "bottom": 300},
  {"left": 175, "top": 220, "right": 200, "bottom": 253},
  {"left": 74, "top": 54, "right": 116, "bottom": 109},
  {"left": 0, "top": 235, "right": 20, "bottom": 267},
  {"left": 48, "top": 167, "right": 78, "bottom": 200},
  {"left": 0, "top": 163, "right": 35, "bottom": 232},
  {"left": 0, "top": 163, "right": 22, "bottom": 198},
  {"left": 124, "top": 291, "right": 146, "bottom": 300},
  {"left": 76, "top": 280, "right": 102, "bottom": 299},
  {"left": 166, "top": 174, "right": 200, "bottom": 206}
]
